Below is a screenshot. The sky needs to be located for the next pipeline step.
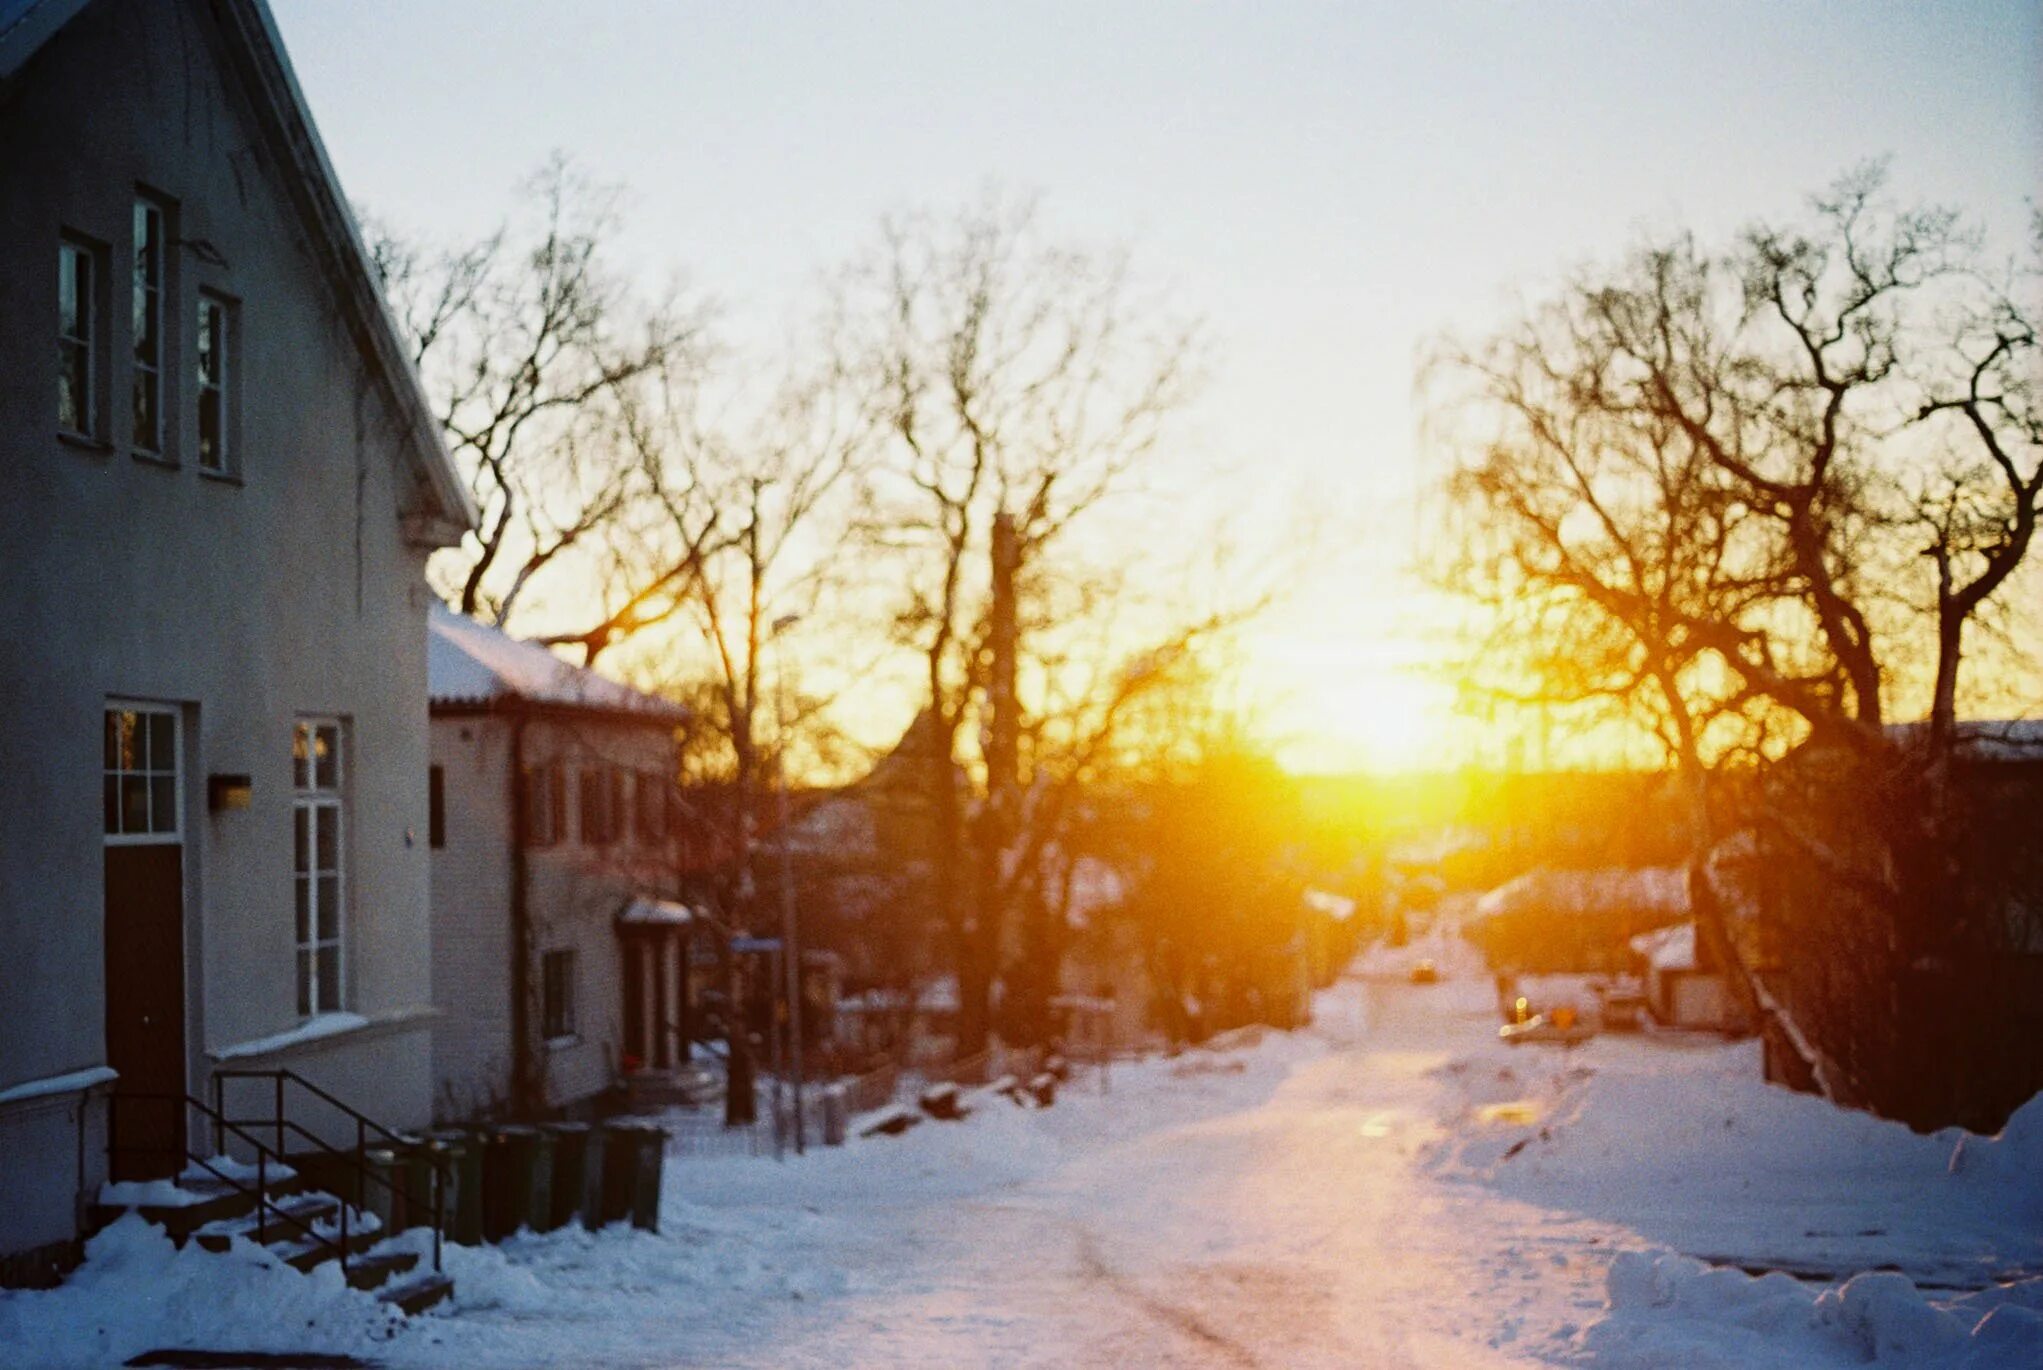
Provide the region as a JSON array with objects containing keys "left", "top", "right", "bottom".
[{"left": 272, "top": 1, "right": 2043, "bottom": 772}]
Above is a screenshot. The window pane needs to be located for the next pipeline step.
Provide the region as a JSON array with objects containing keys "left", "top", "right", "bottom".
[
  {"left": 59, "top": 341, "right": 88, "bottom": 433},
  {"left": 131, "top": 369, "right": 157, "bottom": 450},
  {"left": 120, "top": 775, "right": 148, "bottom": 833},
  {"left": 292, "top": 806, "right": 308, "bottom": 871},
  {"left": 103, "top": 712, "right": 119, "bottom": 770},
  {"left": 293, "top": 723, "right": 311, "bottom": 789},
  {"left": 132, "top": 204, "right": 158, "bottom": 284},
  {"left": 198, "top": 389, "right": 221, "bottom": 469},
  {"left": 317, "top": 947, "right": 340, "bottom": 1013},
  {"left": 103, "top": 776, "right": 119, "bottom": 834},
  {"left": 148, "top": 776, "right": 174, "bottom": 832},
  {"left": 294, "top": 875, "right": 310, "bottom": 943},
  {"left": 315, "top": 807, "right": 338, "bottom": 870},
  {"left": 196, "top": 303, "right": 215, "bottom": 380},
  {"left": 132, "top": 288, "right": 157, "bottom": 367},
  {"left": 116, "top": 711, "right": 138, "bottom": 771},
  {"left": 314, "top": 725, "right": 338, "bottom": 789},
  {"left": 147, "top": 712, "right": 173, "bottom": 770},
  {"left": 59, "top": 247, "right": 80, "bottom": 334},
  {"left": 297, "top": 951, "right": 313, "bottom": 1017},
  {"left": 316, "top": 876, "right": 339, "bottom": 939}
]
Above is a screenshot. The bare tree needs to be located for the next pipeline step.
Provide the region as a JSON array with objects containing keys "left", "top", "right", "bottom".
[
  {"left": 839, "top": 195, "right": 1213, "bottom": 1054},
  {"left": 367, "top": 155, "right": 709, "bottom": 654},
  {"left": 1433, "top": 165, "right": 2042, "bottom": 1117}
]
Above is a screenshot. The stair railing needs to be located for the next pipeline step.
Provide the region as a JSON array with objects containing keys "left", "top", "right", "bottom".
[
  {"left": 105, "top": 1091, "right": 356, "bottom": 1275},
  {"left": 210, "top": 1068, "right": 445, "bottom": 1274}
]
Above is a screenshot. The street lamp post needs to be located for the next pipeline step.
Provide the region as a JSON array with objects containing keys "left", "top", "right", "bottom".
[{"left": 772, "top": 613, "right": 806, "bottom": 1154}]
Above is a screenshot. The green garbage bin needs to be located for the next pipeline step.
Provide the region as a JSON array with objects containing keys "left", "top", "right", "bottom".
[
  {"left": 539, "top": 1122, "right": 602, "bottom": 1232},
  {"left": 482, "top": 1124, "right": 554, "bottom": 1240},
  {"left": 599, "top": 1121, "right": 666, "bottom": 1232},
  {"left": 362, "top": 1146, "right": 399, "bottom": 1236},
  {"left": 428, "top": 1128, "right": 483, "bottom": 1245},
  {"left": 395, "top": 1135, "right": 442, "bottom": 1234}
]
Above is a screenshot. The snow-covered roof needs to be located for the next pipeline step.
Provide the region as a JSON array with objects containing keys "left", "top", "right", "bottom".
[
  {"left": 1475, "top": 866, "right": 1688, "bottom": 923},
  {"left": 1629, "top": 921, "right": 1698, "bottom": 972},
  {"left": 1885, "top": 719, "right": 2043, "bottom": 763},
  {"left": 618, "top": 897, "right": 699, "bottom": 927},
  {"left": 428, "top": 604, "right": 687, "bottom": 722}
]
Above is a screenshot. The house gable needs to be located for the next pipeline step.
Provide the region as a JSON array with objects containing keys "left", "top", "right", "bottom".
[{"left": 0, "top": 0, "right": 474, "bottom": 546}]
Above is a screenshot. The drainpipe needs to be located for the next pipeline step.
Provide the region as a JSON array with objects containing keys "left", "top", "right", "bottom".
[{"left": 508, "top": 712, "right": 535, "bottom": 1117}]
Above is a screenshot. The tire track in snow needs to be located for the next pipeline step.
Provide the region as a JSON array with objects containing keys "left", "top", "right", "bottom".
[{"left": 1072, "top": 1228, "right": 1263, "bottom": 1368}]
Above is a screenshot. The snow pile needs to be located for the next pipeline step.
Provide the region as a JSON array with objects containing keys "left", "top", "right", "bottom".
[
  {"left": 1588, "top": 1250, "right": 2043, "bottom": 1368},
  {"left": 0, "top": 1215, "right": 408, "bottom": 1369},
  {"left": 1427, "top": 1026, "right": 2043, "bottom": 1290},
  {"left": 1947, "top": 1093, "right": 2043, "bottom": 1220}
]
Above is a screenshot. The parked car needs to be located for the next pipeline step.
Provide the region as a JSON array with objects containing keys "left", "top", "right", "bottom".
[{"left": 1498, "top": 1008, "right": 1596, "bottom": 1046}]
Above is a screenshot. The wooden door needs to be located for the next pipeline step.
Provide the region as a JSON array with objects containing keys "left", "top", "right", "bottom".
[{"left": 103, "top": 704, "right": 187, "bottom": 1180}]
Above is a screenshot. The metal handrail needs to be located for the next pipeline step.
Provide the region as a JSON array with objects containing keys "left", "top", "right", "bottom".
[
  {"left": 106, "top": 1091, "right": 357, "bottom": 1275},
  {"left": 208, "top": 1068, "right": 446, "bottom": 1273}
]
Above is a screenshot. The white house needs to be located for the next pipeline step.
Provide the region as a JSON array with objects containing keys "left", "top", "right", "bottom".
[
  {"left": 427, "top": 607, "right": 697, "bottom": 1122},
  {"left": 0, "top": 0, "right": 474, "bottom": 1283}
]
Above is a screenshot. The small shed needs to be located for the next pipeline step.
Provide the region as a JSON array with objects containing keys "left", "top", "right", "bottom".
[{"left": 1629, "top": 922, "right": 1750, "bottom": 1033}]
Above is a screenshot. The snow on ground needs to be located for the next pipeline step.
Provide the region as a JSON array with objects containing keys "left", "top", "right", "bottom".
[{"left": 4, "top": 955, "right": 2039, "bottom": 1367}]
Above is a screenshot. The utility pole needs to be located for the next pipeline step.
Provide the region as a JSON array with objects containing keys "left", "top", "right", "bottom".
[{"left": 773, "top": 614, "right": 806, "bottom": 1153}]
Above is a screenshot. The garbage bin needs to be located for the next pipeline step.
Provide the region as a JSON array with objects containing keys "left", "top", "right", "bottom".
[
  {"left": 482, "top": 1124, "right": 554, "bottom": 1240},
  {"left": 599, "top": 1121, "right": 666, "bottom": 1232},
  {"left": 540, "top": 1122, "right": 604, "bottom": 1231},
  {"left": 395, "top": 1134, "right": 443, "bottom": 1234},
  {"left": 428, "top": 1128, "right": 482, "bottom": 1245},
  {"left": 361, "top": 1146, "right": 398, "bottom": 1236}
]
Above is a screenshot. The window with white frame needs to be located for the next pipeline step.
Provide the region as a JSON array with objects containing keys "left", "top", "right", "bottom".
[
  {"left": 541, "top": 949, "right": 577, "bottom": 1042},
  {"left": 131, "top": 199, "right": 166, "bottom": 454},
  {"left": 196, "top": 293, "right": 232, "bottom": 473},
  {"left": 59, "top": 239, "right": 99, "bottom": 438},
  {"left": 103, "top": 705, "right": 179, "bottom": 841},
  {"left": 292, "top": 719, "right": 345, "bottom": 1017}
]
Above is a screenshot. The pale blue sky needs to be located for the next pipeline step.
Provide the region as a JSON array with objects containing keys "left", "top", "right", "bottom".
[{"left": 273, "top": 1, "right": 2042, "bottom": 767}]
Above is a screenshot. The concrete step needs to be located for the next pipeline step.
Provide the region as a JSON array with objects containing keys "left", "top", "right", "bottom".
[
  {"left": 190, "top": 1191, "right": 342, "bottom": 1253},
  {"left": 341, "top": 1247, "right": 419, "bottom": 1293},
  {"left": 626, "top": 1066, "right": 724, "bottom": 1108},
  {"left": 375, "top": 1270, "right": 455, "bottom": 1315},
  {"left": 266, "top": 1215, "right": 385, "bottom": 1274},
  {"left": 93, "top": 1171, "right": 309, "bottom": 1240}
]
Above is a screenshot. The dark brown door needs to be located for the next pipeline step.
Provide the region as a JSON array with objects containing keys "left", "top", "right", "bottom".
[
  {"left": 105, "top": 843, "right": 187, "bottom": 1179},
  {"left": 622, "top": 938, "right": 646, "bottom": 1067}
]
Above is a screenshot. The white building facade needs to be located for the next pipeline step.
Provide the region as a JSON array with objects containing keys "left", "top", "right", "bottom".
[
  {"left": 427, "top": 607, "right": 696, "bottom": 1122},
  {"left": 0, "top": 0, "right": 473, "bottom": 1281}
]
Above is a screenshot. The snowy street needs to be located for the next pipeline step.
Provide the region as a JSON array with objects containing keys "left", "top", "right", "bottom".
[{"left": 6, "top": 965, "right": 2038, "bottom": 1367}]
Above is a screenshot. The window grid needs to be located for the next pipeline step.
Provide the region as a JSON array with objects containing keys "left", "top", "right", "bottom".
[
  {"left": 292, "top": 719, "right": 344, "bottom": 1017},
  {"left": 59, "top": 241, "right": 96, "bottom": 438},
  {"left": 196, "top": 295, "right": 228, "bottom": 472},
  {"left": 131, "top": 200, "right": 165, "bottom": 454},
  {"left": 103, "top": 705, "right": 179, "bottom": 843}
]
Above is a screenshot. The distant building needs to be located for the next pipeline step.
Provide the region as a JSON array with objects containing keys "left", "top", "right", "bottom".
[
  {"left": 1468, "top": 867, "right": 1688, "bottom": 974},
  {"left": 0, "top": 0, "right": 474, "bottom": 1283},
  {"left": 427, "top": 607, "right": 694, "bottom": 1120},
  {"left": 1628, "top": 922, "right": 1750, "bottom": 1033}
]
